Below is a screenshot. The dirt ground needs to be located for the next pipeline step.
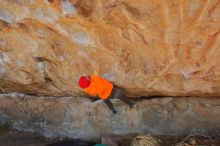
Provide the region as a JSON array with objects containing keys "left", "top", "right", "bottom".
[
  {"left": 119, "top": 135, "right": 220, "bottom": 146},
  {"left": 0, "top": 125, "right": 54, "bottom": 146},
  {"left": 0, "top": 125, "right": 220, "bottom": 146},
  {"left": 0, "top": 125, "right": 96, "bottom": 146}
]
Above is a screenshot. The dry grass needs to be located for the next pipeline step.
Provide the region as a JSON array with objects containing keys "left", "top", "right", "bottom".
[
  {"left": 118, "top": 134, "right": 220, "bottom": 146},
  {"left": 131, "top": 135, "right": 161, "bottom": 146}
]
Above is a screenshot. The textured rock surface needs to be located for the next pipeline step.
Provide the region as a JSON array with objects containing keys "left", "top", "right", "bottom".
[
  {"left": 0, "top": 0, "right": 220, "bottom": 97},
  {"left": 0, "top": 94, "right": 220, "bottom": 139}
]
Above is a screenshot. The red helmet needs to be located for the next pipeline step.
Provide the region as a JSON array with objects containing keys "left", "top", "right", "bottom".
[{"left": 78, "top": 76, "right": 91, "bottom": 89}]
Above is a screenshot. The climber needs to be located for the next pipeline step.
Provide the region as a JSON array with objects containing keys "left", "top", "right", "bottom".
[{"left": 77, "top": 51, "right": 134, "bottom": 114}]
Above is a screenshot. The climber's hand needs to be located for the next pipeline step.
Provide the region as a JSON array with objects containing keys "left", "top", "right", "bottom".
[
  {"left": 103, "top": 99, "right": 117, "bottom": 114},
  {"left": 112, "top": 109, "right": 117, "bottom": 114}
]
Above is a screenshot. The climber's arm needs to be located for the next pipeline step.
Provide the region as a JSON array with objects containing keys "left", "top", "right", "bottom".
[
  {"left": 103, "top": 99, "right": 117, "bottom": 114},
  {"left": 77, "top": 51, "right": 100, "bottom": 75}
]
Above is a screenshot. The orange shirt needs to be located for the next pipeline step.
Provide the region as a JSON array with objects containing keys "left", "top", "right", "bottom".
[{"left": 84, "top": 74, "right": 113, "bottom": 99}]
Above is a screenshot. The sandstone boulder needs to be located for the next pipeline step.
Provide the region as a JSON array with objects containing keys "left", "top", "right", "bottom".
[
  {"left": 0, "top": 0, "right": 220, "bottom": 97},
  {"left": 0, "top": 94, "right": 220, "bottom": 139}
]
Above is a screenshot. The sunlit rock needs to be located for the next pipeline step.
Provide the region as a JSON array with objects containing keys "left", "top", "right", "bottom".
[{"left": 0, "top": 0, "right": 219, "bottom": 97}]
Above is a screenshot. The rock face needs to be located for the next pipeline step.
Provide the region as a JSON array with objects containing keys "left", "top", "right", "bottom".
[
  {"left": 1, "top": 0, "right": 220, "bottom": 139},
  {"left": 0, "top": 94, "right": 220, "bottom": 139},
  {"left": 0, "top": 0, "right": 219, "bottom": 97}
]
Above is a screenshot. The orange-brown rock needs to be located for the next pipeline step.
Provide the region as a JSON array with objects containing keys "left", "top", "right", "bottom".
[{"left": 0, "top": 0, "right": 220, "bottom": 97}]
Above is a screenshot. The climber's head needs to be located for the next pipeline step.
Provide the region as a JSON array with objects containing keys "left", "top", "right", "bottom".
[{"left": 78, "top": 76, "right": 91, "bottom": 89}]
